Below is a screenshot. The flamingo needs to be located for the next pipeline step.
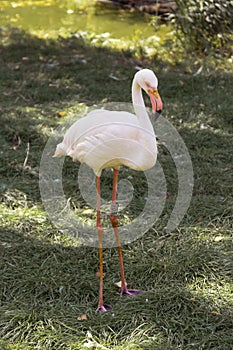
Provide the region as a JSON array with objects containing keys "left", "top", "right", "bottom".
[{"left": 53, "top": 69, "right": 163, "bottom": 312}]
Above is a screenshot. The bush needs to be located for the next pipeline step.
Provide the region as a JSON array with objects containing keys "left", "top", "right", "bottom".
[{"left": 172, "top": 0, "right": 233, "bottom": 53}]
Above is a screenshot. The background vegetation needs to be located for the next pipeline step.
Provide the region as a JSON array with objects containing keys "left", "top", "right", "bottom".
[
  {"left": 173, "top": 0, "right": 233, "bottom": 53},
  {"left": 0, "top": 1, "right": 233, "bottom": 349}
]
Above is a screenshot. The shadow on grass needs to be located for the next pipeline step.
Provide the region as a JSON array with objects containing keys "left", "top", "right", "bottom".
[
  {"left": 0, "top": 27, "right": 135, "bottom": 107},
  {"left": 1, "top": 222, "right": 233, "bottom": 348}
]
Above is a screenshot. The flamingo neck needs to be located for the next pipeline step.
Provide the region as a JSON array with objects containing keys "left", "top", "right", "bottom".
[
  {"left": 132, "top": 78, "right": 154, "bottom": 133},
  {"left": 132, "top": 78, "right": 145, "bottom": 108}
]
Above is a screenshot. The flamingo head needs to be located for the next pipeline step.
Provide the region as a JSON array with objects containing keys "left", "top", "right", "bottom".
[{"left": 135, "top": 69, "right": 163, "bottom": 115}]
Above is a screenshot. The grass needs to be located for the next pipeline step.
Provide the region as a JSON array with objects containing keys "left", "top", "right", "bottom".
[{"left": 0, "top": 24, "right": 233, "bottom": 350}]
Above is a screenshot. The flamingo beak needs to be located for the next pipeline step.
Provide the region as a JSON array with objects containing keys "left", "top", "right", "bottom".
[{"left": 148, "top": 89, "right": 163, "bottom": 115}]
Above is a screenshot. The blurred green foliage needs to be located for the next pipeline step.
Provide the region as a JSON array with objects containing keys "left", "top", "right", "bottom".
[{"left": 172, "top": 0, "right": 233, "bottom": 52}]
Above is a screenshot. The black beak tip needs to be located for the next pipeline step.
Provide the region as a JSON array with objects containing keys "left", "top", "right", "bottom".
[
  {"left": 152, "top": 111, "right": 161, "bottom": 122},
  {"left": 152, "top": 110, "right": 162, "bottom": 122}
]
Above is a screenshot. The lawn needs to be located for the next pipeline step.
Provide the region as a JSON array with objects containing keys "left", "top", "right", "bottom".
[{"left": 0, "top": 25, "right": 233, "bottom": 350}]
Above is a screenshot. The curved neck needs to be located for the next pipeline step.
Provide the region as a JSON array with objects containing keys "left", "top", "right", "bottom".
[
  {"left": 132, "top": 78, "right": 154, "bottom": 133},
  {"left": 132, "top": 78, "right": 145, "bottom": 108}
]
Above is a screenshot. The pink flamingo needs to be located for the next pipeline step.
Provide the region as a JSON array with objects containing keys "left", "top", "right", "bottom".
[{"left": 53, "top": 69, "right": 163, "bottom": 312}]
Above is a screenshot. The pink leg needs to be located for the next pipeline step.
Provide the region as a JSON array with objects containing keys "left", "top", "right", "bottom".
[
  {"left": 96, "top": 176, "right": 111, "bottom": 312},
  {"left": 110, "top": 169, "right": 143, "bottom": 297}
]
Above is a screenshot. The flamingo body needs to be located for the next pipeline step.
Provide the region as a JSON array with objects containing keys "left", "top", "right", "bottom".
[
  {"left": 55, "top": 109, "right": 157, "bottom": 176},
  {"left": 53, "top": 69, "right": 163, "bottom": 312}
]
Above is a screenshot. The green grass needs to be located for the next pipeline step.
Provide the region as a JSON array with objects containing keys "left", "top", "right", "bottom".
[{"left": 0, "top": 26, "right": 233, "bottom": 350}]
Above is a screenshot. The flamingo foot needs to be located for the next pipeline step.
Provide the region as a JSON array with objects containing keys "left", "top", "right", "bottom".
[
  {"left": 96, "top": 304, "right": 111, "bottom": 313},
  {"left": 120, "top": 288, "right": 144, "bottom": 296}
]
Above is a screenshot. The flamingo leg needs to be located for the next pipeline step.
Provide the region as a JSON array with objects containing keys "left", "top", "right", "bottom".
[
  {"left": 110, "top": 169, "right": 143, "bottom": 296},
  {"left": 96, "top": 176, "right": 111, "bottom": 312}
]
